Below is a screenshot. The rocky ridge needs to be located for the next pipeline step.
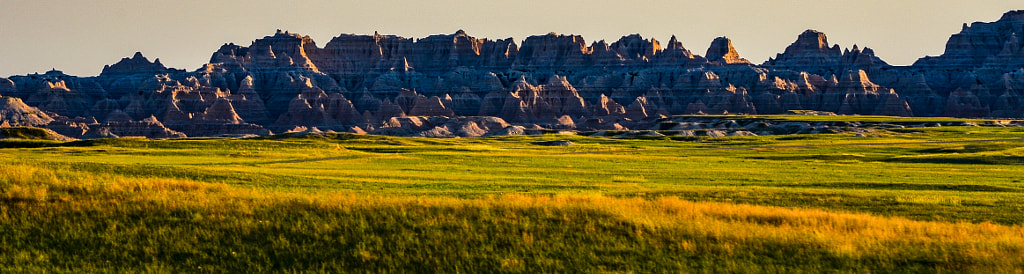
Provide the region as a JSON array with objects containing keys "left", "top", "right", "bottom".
[{"left": 2, "top": 11, "right": 1024, "bottom": 138}]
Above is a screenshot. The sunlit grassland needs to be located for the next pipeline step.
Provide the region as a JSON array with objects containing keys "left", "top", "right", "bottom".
[
  {"left": 678, "top": 114, "right": 1000, "bottom": 123},
  {"left": 2, "top": 125, "right": 1024, "bottom": 272}
]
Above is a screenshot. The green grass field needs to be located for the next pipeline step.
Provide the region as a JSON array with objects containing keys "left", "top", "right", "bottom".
[{"left": 2, "top": 121, "right": 1024, "bottom": 272}]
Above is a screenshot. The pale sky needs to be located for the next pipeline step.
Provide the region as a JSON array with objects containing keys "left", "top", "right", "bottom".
[{"left": 1, "top": 0, "right": 1022, "bottom": 77}]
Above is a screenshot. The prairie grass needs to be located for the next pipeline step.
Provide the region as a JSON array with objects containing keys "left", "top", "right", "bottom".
[
  {"left": 3, "top": 163, "right": 1024, "bottom": 272},
  {"left": 2, "top": 124, "right": 1024, "bottom": 271}
]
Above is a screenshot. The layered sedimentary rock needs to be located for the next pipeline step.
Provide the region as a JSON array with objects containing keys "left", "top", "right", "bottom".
[
  {"left": 818, "top": 70, "right": 913, "bottom": 116},
  {"left": 907, "top": 10, "right": 1024, "bottom": 117},
  {"left": 0, "top": 96, "right": 54, "bottom": 126},
  {"left": 8, "top": 69, "right": 104, "bottom": 117},
  {"left": 2, "top": 10, "right": 1023, "bottom": 138},
  {"left": 915, "top": 11, "right": 1024, "bottom": 70}
]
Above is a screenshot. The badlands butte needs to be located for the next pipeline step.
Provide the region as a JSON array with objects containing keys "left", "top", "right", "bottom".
[{"left": 3, "top": 11, "right": 1024, "bottom": 139}]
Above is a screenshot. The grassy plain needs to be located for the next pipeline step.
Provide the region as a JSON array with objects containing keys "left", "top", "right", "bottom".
[{"left": 2, "top": 120, "right": 1024, "bottom": 272}]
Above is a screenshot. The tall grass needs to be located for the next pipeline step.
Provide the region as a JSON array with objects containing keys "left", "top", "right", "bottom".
[{"left": 2, "top": 162, "right": 1024, "bottom": 272}]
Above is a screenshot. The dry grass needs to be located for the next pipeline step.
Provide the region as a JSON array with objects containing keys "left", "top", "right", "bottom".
[{"left": 2, "top": 161, "right": 1024, "bottom": 272}]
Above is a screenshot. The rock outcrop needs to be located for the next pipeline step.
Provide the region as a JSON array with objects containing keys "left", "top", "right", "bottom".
[
  {"left": 705, "top": 37, "right": 750, "bottom": 65},
  {"left": 0, "top": 97, "right": 54, "bottom": 126},
  {"left": 101, "top": 52, "right": 179, "bottom": 77},
  {"left": 763, "top": 30, "right": 888, "bottom": 75}
]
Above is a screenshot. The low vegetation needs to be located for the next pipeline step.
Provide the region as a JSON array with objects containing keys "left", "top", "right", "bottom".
[
  {"left": 0, "top": 126, "right": 68, "bottom": 141},
  {"left": 2, "top": 120, "right": 1024, "bottom": 272}
]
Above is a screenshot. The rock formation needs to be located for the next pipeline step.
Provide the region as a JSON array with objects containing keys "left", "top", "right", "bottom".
[
  {"left": 763, "top": 30, "right": 888, "bottom": 76},
  {"left": 0, "top": 97, "right": 54, "bottom": 126},
  {"left": 705, "top": 37, "right": 750, "bottom": 65},
  {"left": 101, "top": 52, "right": 179, "bottom": 77},
  {"left": 1, "top": 10, "right": 1023, "bottom": 138},
  {"left": 915, "top": 10, "right": 1024, "bottom": 70}
]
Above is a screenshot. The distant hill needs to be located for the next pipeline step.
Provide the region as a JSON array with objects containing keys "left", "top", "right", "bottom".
[{"left": 0, "top": 126, "right": 75, "bottom": 141}]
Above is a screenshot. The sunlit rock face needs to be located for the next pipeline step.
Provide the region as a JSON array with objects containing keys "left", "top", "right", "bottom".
[
  {"left": 4, "top": 10, "right": 1024, "bottom": 138},
  {"left": 0, "top": 96, "right": 53, "bottom": 127},
  {"left": 7, "top": 69, "right": 101, "bottom": 118},
  {"left": 241, "top": 30, "right": 322, "bottom": 72},
  {"left": 650, "top": 35, "right": 706, "bottom": 67},
  {"left": 817, "top": 70, "right": 913, "bottom": 116},
  {"left": 705, "top": 37, "right": 750, "bottom": 65}
]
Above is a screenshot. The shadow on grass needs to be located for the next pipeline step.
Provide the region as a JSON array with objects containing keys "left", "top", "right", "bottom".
[
  {"left": 613, "top": 190, "right": 1024, "bottom": 225},
  {"left": 1, "top": 138, "right": 164, "bottom": 149},
  {"left": 794, "top": 182, "right": 1024, "bottom": 193},
  {"left": 884, "top": 156, "right": 1024, "bottom": 165},
  {"left": 748, "top": 154, "right": 875, "bottom": 162},
  {"left": 0, "top": 140, "right": 66, "bottom": 148},
  {"left": 914, "top": 143, "right": 1023, "bottom": 154}
]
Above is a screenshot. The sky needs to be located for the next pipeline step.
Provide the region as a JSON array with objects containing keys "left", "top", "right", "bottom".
[{"left": 1, "top": 0, "right": 1022, "bottom": 77}]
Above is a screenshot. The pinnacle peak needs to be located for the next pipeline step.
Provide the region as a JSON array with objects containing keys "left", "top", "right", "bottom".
[
  {"left": 791, "top": 30, "right": 831, "bottom": 50},
  {"left": 706, "top": 36, "right": 748, "bottom": 65},
  {"left": 666, "top": 35, "right": 685, "bottom": 50}
]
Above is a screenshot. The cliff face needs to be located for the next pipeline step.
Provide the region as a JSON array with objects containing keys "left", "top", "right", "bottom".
[{"left": 4, "top": 10, "right": 1024, "bottom": 138}]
